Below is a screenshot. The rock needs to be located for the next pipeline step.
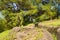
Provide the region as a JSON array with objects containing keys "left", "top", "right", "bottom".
[
  {"left": 57, "top": 28, "right": 60, "bottom": 34},
  {"left": 56, "top": 28, "right": 60, "bottom": 40},
  {"left": 12, "top": 27, "right": 20, "bottom": 32},
  {"left": 56, "top": 33, "right": 60, "bottom": 40}
]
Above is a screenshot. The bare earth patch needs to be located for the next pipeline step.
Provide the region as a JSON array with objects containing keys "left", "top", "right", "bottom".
[{"left": 8, "top": 27, "right": 53, "bottom": 40}]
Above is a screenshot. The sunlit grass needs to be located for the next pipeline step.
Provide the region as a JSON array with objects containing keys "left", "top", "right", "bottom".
[
  {"left": 0, "top": 30, "right": 10, "bottom": 40},
  {"left": 40, "top": 19, "right": 60, "bottom": 27}
]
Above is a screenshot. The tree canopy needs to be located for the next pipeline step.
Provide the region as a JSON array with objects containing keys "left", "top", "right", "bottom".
[{"left": 0, "top": 0, "right": 60, "bottom": 32}]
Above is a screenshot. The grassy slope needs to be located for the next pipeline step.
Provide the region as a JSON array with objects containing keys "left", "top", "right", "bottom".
[
  {"left": 39, "top": 19, "right": 60, "bottom": 27},
  {"left": 0, "top": 30, "right": 10, "bottom": 40},
  {"left": 0, "top": 19, "right": 60, "bottom": 40},
  {"left": 39, "top": 19, "right": 60, "bottom": 40},
  {"left": 52, "top": 33, "right": 57, "bottom": 40},
  {"left": 0, "top": 28, "right": 43, "bottom": 40}
]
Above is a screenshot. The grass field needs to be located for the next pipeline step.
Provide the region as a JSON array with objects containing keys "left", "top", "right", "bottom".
[
  {"left": 0, "top": 30, "right": 10, "bottom": 40},
  {"left": 39, "top": 19, "right": 60, "bottom": 27}
]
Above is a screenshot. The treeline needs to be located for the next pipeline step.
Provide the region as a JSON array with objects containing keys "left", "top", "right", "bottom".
[{"left": 0, "top": 0, "right": 60, "bottom": 32}]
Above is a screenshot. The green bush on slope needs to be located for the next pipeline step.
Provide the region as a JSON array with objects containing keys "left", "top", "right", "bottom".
[
  {"left": 0, "top": 0, "right": 60, "bottom": 32},
  {"left": 52, "top": 33, "right": 57, "bottom": 40},
  {"left": 0, "top": 30, "right": 10, "bottom": 40}
]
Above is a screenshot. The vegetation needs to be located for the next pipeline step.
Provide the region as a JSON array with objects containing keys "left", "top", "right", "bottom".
[
  {"left": 39, "top": 19, "right": 60, "bottom": 27},
  {"left": 0, "top": 0, "right": 60, "bottom": 40},
  {"left": 0, "top": 0, "right": 60, "bottom": 31},
  {"left": 0, "top": 30, "right": 10, "bottom": 40},
  {"left": 52, "top": 33, "right": 57, "bottom": 40}
]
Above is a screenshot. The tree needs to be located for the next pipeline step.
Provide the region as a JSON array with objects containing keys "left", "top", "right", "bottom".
[{"left": 0, "top": 19, "right": 7, "bottom": 32}]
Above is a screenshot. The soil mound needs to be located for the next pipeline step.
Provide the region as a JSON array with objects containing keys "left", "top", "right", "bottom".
[{"left": 9, "top": 27, "right": 53, "bottom": 40}]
